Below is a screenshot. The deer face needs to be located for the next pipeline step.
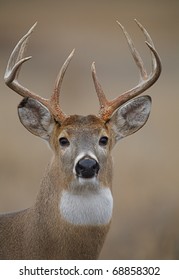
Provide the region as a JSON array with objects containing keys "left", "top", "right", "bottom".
[{"left": 53, "top": 115, "right": 113, "bottom": 190}]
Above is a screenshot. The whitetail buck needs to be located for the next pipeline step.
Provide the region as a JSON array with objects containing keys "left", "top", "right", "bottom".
[{"left": 0, "top": 20, "right": 161, "bottom": 259}]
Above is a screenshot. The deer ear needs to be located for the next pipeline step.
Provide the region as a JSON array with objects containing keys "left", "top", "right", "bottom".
[
  {"left": 18, "top": 97, "right": 55, "bottom": 140},
  {"left": 109, "top": 96, "right": 151, "bottom": 142}
]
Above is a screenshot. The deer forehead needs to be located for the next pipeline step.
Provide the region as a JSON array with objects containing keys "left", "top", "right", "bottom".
[{"left": 56, "top": 115, "right": 109, "bottom": 139}]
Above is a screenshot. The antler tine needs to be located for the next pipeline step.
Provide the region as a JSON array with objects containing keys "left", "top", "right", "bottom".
[
  {"left": 4, "top": 22, "right": 48, "bottom": 105},
  {"left": 91, "top": 62, "right": 109, "bottom": 110},
  {"left": 5, "top": 23, "right": 37, "bottom": 81},
  {"left": 134, "top": 19, "right": 161, "bottom": 77},
  {"left": 116, "top": 20, "right": 148, "bottom": 81},
  {"left": 92, "top": 20, "right": 162, "bottom": 121},
  {"left": 51, "top": 49, "right": 75, "bottom": 120}
]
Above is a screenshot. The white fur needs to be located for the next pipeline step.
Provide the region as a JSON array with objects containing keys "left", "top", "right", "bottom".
[{"left": 59, "top": 187, "right": 113, "bottom": 226}]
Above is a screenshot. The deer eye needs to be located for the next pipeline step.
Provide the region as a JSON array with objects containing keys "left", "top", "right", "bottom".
[
  {"left": 99, "top": 136, "right": 108, "bottom": 146},
  {"left": 59, "top": 137, "right": 70, "bottom": 147}
]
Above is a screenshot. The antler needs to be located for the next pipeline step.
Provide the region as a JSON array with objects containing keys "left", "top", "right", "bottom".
[
  {"left": 92, "top": 19, "right": 162, "bottom": 121},
  {"left": 4, "top": 22, "right": 75, "bottom": 122}
]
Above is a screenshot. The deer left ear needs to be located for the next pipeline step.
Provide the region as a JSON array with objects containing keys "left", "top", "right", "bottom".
[
  {"left": 18, "top": 97, "right": 55, "bottom": 140},
  {"left": 108, "top": 96, "right": 151, "bottom": 142}
]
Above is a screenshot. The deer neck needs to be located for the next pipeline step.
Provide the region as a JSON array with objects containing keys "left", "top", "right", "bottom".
[{"left": 33, "top": 159, "right": 113, "bottom": 259}]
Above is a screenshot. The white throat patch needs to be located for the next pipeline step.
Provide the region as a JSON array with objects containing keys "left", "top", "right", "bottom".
[{"left": 59, "top": 187, "right": 113, "bottom": 226}]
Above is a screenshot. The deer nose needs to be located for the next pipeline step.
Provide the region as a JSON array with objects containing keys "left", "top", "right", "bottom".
[{"left": 75, "top": 157, "right": 100, "bottom": 179}]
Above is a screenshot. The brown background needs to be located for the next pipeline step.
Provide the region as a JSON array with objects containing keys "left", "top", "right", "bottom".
[{"left": 0, "top": 0, "right": 178, "bottom": 259}]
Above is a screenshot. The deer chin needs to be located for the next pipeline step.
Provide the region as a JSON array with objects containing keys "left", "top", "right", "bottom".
[{"left": 69, "top": 175, "right": 100, "bottom": 193}]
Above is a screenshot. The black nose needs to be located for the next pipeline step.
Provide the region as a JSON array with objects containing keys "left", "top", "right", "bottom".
[{"left": 75, "top": 157, "right": 100, "bottom": 179}]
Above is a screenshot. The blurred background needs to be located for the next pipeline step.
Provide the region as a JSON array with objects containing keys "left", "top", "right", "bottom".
[{"left": 0, "top": 0, "right": 178, "bottom": 259}]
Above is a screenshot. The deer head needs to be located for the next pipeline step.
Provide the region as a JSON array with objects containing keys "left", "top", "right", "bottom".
[{"left": 4, "top": 20, "right": 161, "bottom": 225}]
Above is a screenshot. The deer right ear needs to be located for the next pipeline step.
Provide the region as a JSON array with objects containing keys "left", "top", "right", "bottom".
[
  {"left": 108, "top": 96, "right": 152, "bottom": 142},
  {"left": 18, "top": 97, "right": 55, "bottom": 140}
]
